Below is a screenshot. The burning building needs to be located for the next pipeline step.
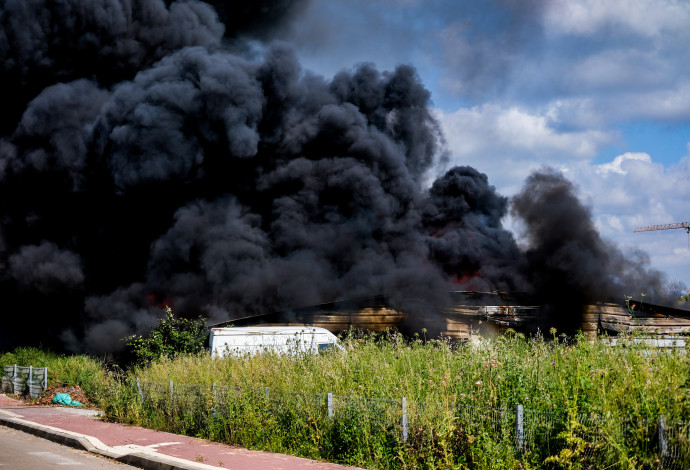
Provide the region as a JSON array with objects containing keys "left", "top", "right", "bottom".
[
  {"left": 216, "top": 291, "right": 690, "bottom": 343},
  {"left": 0, "top": 1, "right": 677, "bottom": 353}
]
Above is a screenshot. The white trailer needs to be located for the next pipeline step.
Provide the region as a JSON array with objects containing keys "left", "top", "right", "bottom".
[{"left": 209, "top": 326, "right": 342, "bottom": 358}]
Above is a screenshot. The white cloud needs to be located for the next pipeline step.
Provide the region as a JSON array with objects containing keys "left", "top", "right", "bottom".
[
  {"left": 524, "top": 1, "right": 690, "bottom": 123},
  {"left": 611, "top": 81, "right": 690, "bottom": 121},
  {"left": 433, "top": 103, "right": 615, "bottom": 193},
  {"left": 565, "top": 149, "right": 690, "bottom": 282},
  {"left": 545, "top": 0, "right": 690, "bottom": 37},
  {"left": 595, "top": 152, "right": 651, "bottom": 175},
  {"left": 436, "top": 104, "right": 612, "bottom": 158},
  {"left": 569, "top": 49, "right": 671, "bottom": 91}
]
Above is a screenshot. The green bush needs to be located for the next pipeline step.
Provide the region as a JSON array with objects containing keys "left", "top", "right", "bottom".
[{"left": 124, "top": 306, "right": 207, "bottom": 365}]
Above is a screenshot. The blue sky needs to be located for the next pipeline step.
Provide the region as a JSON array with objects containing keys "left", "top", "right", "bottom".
[{"left": 276, "top": 0, "right": 690, "bottom": 287}]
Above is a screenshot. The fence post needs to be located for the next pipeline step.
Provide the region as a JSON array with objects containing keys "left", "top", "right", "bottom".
[
  {"left": 401, "top": 397, "right": 408, "bottom": 442},
  {"left": 43, "top": 367, "right": 48, "bottom": 392},
  {"left": 136, "top": 378, "right": 143, "bottom": 402},
  {"left": 13, "top": 364, "right": 17, "bottom": 394},
  {"left": 169, "top": 380, "right": 174, "bottom": 404},
  {"left": 515, "top": 404, "right": 524, "bottom": 450},
  {"left": 29, "top": 366, "right": 33, "bottom": 397},
  {"left": 658, "top": 415, "right": 667, "bottom": 462},
  {"left": 212, "top": 382, "right": 217, "bottom": 418},
  {"left": 327, "top": 392, "right": 333, "bottom": 418}
]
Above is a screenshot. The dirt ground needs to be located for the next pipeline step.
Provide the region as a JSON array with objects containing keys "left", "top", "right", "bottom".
[{"left": 27, "top": 385, "right": 95, "bottom": 407}]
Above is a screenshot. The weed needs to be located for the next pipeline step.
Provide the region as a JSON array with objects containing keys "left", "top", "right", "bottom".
[{"left": 7, "top": 330, "right": 688, "bottom": 469}]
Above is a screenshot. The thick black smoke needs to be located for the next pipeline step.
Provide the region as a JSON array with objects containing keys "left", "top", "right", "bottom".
[
  {"left": 0, "top": 0, "right": 224, "bottom": 136},
  {"left": 511, "top": 169, "right": 666, "bottom": 331},
  {"left": 421, "top": 166, "right": 526, "bottom": 292},
  {"left": 199, "top": 0, "right": 311, "bottom": 40},
  {"left": 0, "top": 1, "right": 668, "bottom": 353}
]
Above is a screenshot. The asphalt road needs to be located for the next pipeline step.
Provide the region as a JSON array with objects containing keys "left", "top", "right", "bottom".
[{"left": 0, "top": 425, "right": 137, "bottom": 469}]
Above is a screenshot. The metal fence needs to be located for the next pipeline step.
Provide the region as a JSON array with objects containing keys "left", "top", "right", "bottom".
[
  {"left": 136, "top": 379, "right": 690, "bottom": 468},
  {"left": 2, "top": 365, "right": 48, "bottom": 399}
]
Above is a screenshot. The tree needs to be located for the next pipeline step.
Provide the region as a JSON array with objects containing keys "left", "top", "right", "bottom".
[
  {"left": 666, "top": 280, "right": 688, "bottom": 298},
  {"left": 124, "top": 306, "right": 207, "bottom": 364}
]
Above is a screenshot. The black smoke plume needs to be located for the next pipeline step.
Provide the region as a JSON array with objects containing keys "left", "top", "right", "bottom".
[
  {"left": 0, "top": 1, "right": 668, "bottom": 352},
  {"left": 511, "top": 169, "right": 666, "bottom": 331}
]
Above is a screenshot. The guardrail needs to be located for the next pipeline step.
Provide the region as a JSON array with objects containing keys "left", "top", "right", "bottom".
[{"left": 1, "top": 365, "right": 48, "bottom": 399}]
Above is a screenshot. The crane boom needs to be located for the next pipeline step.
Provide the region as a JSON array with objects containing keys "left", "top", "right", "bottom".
[{"left": 633, "top": 221, "right": 690, "bottom": 233}]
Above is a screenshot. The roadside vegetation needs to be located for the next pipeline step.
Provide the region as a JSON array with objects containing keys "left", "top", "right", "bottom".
[
  {"left": 3, "top": 311, "right": 689, "bottom": 468},
  {"left": 123, "top": 306, "right": 207, "bottom": 365},
  {"left": 107, "top": 328, "right": 689, "bottom": 469},
  {"left": 0, "top": 347, "right": 111, "bottom": 405}
]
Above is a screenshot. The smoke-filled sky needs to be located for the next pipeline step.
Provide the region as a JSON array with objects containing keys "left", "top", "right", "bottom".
[
  {"left": 0, "top": 0, "right": 682, "bottom": 353},
  {"left": 285, "top": 0, "right": 690, "bottom": 284}
]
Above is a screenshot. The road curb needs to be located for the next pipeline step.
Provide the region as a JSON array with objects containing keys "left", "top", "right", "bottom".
[{"left": 0, "top": 411, "right": 222, "bottom": 470}]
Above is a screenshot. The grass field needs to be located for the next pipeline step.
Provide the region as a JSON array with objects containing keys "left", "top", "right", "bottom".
[
  {"left": 3, "top": 330, "right": 690, "bottom": 468},
  {"left": 108, "top": 330, "right": 690, "bottom": 469}
]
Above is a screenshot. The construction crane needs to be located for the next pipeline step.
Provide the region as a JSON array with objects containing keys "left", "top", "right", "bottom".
[
  {"left": 634, "top": 221, "right": 690, "bottom": 249},
  {"left": 633, "top": 222, "right": 690, "bottom": 233}
]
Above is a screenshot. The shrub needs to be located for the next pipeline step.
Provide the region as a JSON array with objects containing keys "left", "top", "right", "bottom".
[{"left": 124, "top": 306, "right": 207, "bottom": 365}]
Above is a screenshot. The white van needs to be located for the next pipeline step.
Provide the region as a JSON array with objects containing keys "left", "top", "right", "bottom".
[{"left": 209, "top": 326, "right": 342, "bottom": 358}]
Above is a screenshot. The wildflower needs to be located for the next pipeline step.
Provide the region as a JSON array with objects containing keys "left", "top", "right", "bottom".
[
  {"left": 551, "top": 362, "right": 555, "bottom": 365},
  {"left": 460, "top": 393, "right": 466, "bottom": 398},
  {"left": 524, "top": 397, "right": 530, "bottom": 401},
  {"left": 394, "top": 387, "right": 399, "bottom": 392},
  {"left": 475, "top": 380, "right": 483, "bottom": 386},
  {"left": 440, "top": 380, "right": 447, "bottom": 386},
  {"left": 666, "top": 387, "right": 670, "bottom": 391}
]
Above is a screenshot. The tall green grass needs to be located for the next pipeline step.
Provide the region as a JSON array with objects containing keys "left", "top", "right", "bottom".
[
  {"left": 0, "top": 347, "right": 111, "bottom": 404},
  {"left": 104, "top": 330, "right": 690, "bottom": 469}
]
